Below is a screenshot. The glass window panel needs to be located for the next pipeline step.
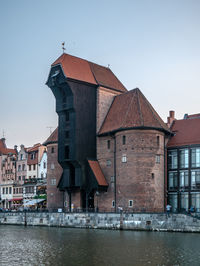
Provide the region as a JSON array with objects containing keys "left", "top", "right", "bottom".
[
  {"left": 180, "top": 149, "right": 189, "bottom": 168},
  {"left": 180, "top": 171, "right": 189, "bottom": 188},
  {"left": 191, "top": 148, "right": 200, "bottom": 168},
  {"left": 180, "top": 193, "right": 189, "bottom": 211},
  {"left": 168, "top": 193, "right": 178, "bottom": 212},
  {"left": 168, "top": 150, "right": 177, "bottom": 169}
]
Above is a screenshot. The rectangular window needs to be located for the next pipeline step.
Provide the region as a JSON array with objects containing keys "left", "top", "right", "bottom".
[
  {"left": 33, "top": 164, "right": 36, "bottom": 170},
  {"left": 168, "top": 193, "right": 178, "bottom": 212},
  {"left": 112, "top": 200, "right": 115, "bottom": 207},
  {"left": 129, "top": 200, "right": 133, "bottom": 207},
  {"left": 106, "top": 160, "right": 111, "bottom": 166},
  {"left": 6, "top": 187, "right": 8, "bottom": 194},
  {"left": 51, "top": 147, "right": 55, "bottom": 153},
  {"left": 191, "top": 193, "right": 200, "bottom": 212},
  {"left": 22, "top": 164, "right": 25, "bottom": 171},
  {"left": 43, "top": 162, "right": 46, "bottom": 169},
  {"left": 122, "top": 135, "right": 126, "bottom": 145},
  {"left": 20, "top": 154, "right": 23, "bottom": 160},
  {"left": 168, "top": 171, "right": 178, "bottom": 190},
  {"left": 191, "top": 170, "right": 200, "bottom": 189},
  {"left": 23, "top": 176, "right": 25, "bottom": 181},
  {"left": 156, "top": 155, "right": 160, "bottom": 164},
  {"left": 180, "top": 149, "right": 189, "bottom": 168},
  {"left": 3, "top": 188, "right": 5, "bottom": 194},
  {"left": 157, "top": 136, "right": 160, "bottom": 146},
  {"left": 168, "top": 150, "right": 178, "bottom": 169},
  {"left": 122, "top": 154, "right": 127, "bottom": 163},
  {"left": 51, "top": 178, "right": 56, "bottom": 186},
  {"left": 19, "top": 176, "right": 21, "bottom": 181},
  {"left": 65, "top": 131, "right": 69, "bottom": 139},
  {"left": 180, "top": 192, "right": 189, "bottom": 212},
  {"left": 179, "top": 171, "right": 189, "bottom": 188},
  {"left": 65, "top": 111, "right": 69, "bottom": 122},
  {"left": 65, "top": 146, "right": 69, "bottom": 159},
  {"left": 51, "top": 163, "right": 55, "bottom": 170},
  {"left": 9, "top": 187, "right": 12, "bottom": 194},
  {"left": 13, "top": 188, "right": 16, "bottom": 194},
  {"left": 191, "top": 148, "right": 200, "bottom": 168},
  {"left": 107, "top": 140, "right": 110, "bottom": 149},
  {"left": 18, "top": 165, "right": 21, "bottom": 171},
  {"left": 29, "top": 165, "right": 31, "bottom": 171}
]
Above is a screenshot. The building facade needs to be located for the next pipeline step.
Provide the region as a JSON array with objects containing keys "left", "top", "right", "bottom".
[
  {"left": 46, "top": 53, "right": 171, "bottom": 212},
  {"left": 167, "top": 112, "right": 200, "bottom": 212}
]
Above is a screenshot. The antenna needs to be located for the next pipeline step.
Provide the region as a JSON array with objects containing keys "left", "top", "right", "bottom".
[
  {"left": 46, "top": 126, "right": 54, "bottom": 134},
  {"left": 62, "top": 42, "right": 66, "bottom": 53},
  {"left": 2, "top": 129, "right": 5, "bottom": 138}
]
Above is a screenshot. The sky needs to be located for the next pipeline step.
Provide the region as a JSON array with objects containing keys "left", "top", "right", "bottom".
[{"left": 0, "top": 0, "right": 200, "bottom": 148}]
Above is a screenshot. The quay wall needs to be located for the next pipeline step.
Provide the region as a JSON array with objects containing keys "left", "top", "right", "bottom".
[{"left": 0, "top": 212, "right": 200, "bottom": 232}]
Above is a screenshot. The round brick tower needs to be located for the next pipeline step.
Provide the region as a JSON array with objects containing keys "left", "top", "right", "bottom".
[{"left": 97, "top": 88, "right": 171, "bottom": 212}]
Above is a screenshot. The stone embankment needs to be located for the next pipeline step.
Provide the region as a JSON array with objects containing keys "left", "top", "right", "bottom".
[{"left": 0, "top": 212, "right": 200, "bottom": 232}]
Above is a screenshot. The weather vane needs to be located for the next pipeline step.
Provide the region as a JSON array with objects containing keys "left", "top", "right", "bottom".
[{"left": 62, "top": 42, "right": 66, "bottom": 53}]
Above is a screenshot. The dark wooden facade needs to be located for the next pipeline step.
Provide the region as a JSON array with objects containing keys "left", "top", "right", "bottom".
[{"left": 46, "top": 64, "right": 97, "bottom": 209}]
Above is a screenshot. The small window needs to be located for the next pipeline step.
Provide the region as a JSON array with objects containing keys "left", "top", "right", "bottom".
[
  {"left": 43, "top": 162, "right": 46, "bottom": 169},
  {"left": 156, "top": 155, "right": 160, "bottom": 164},
  {"left": 65, "top": 146, "right": 69, "bottom": 159},
  {"left": 19, "top": 176, "right": 21, "bottom": 181},
  {"left": 20, "top": 154, "right": 23, "bottom": 160},
  {"left": 122, "top": 135, "right": 126, "bottom": 145},
  {"left": 152, "top": 173, "right": 155, "bottom": 179},
  {"left": 122, "top": 154, "right": 127, "bottom": 163},
  {"left": 157, "top": 136, "right": 160, "bottom": 146},
  {"left": 33, "top": 164, "right": 36, "bottom": 170},
  {"left": 51, "top": 163, "right": 55, "bottom": 170},
  {"left": 111, "top": 176, "right": 114, "bottom": 183},
  {"left": 29, "top": 165, "right": 31, "bottom": 171},
  {"left": 9, "top": 187, "right": 12, "bottom": 194},
  {"left": 51, "top": 178, "right": 56, "bottom": 186},
  {"left": 13, "top": 188, "right": 16, "bottom": 194},
  {"left": 66, "top": 111, "right": 69, "bottom": 122},
  {"left": 18, "top": 165, "right": 21, "bottom": 171},
  {"left": 23, "top": 176, "right": 25, "bottom": 181},
  {"left": 51, "top": 147, "right": 55, "bottom": 153},
  {"left": 65, "top": 131, "right": 69, "bottom": 139},
  {"left": 129, "top": 200, "right": 133, "bottom": 207},
  {"left": 106, "top": 160, "right": 111, "bottom": 166},
  {"left": 22, "top": 164, "right": 25, "bottom": 171},
  {"left": 107, "top": 140, "right": 110, "bottom": 149},
  {"left": 112, "top": 200, "right": 115, "bottom": 207}
]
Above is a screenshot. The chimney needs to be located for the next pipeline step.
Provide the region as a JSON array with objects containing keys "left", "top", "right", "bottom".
[{"left": 167, "top": 110, "right": 176, "bottom": 128}]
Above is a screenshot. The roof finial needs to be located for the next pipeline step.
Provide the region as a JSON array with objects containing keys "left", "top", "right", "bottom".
[
  {"left": 46, "top": 126, "right": 54, "bottom": 134},
  {"left": 108, "top": 64, "right": 110, "bottom": 68},
  {"left": 62, "top": 42, "right": 66, "bottom": 53},
  {"left": 2, "top": 129, "right": 5, "bottom": 138}
]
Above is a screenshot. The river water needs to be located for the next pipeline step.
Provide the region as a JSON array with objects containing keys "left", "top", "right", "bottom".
[{"left": 0, "top": 225, "right": 200, "bottom": 266}]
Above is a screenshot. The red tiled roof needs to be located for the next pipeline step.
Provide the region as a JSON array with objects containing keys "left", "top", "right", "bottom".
[
  {"left": 99, "top": 88, "right": 170, "bottom": 135},
  {"left": 88, "top": 160, "right": 108, "bottom": 187},
  {"left": 52, "top": 53, "right": 127, "bottom": 92},
  {"left": 0, "top": 138, "right": 17, "bottom": 155},
  {"left": 187, "top": 113, "right": 200, "bottom": 119},
  {"left": 43, "top": 127, "right": 58, "bottom": 145},
  {"left": 28, "top": 143, "right": 41, "bottom": 152},
  {"left": 167, "top": 118, "right": 200, "bottom": 147}
]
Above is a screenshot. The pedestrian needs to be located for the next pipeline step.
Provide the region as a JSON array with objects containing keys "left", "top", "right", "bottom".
[{"left": 166, "top": 204, "right": 171, "bottom": 217}]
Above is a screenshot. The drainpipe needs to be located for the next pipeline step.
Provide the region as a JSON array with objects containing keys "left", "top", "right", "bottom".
[
  {"left": 114, "top": 135, "right": 117, "bottom": 213},
  {"left": 164, "top": 136, "right": 166, "bottom": 210}
]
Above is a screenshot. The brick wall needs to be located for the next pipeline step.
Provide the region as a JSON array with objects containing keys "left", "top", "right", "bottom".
[
  {"left": 46, "top": 143, "right": 63, "bottom": 210},
  {"left": 97, "top": 129, "right": 166, "bottom": 212}
]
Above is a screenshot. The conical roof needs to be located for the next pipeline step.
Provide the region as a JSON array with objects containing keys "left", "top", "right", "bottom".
[{"left": 99, "top": 88, "right": 170, "bottom": 135}]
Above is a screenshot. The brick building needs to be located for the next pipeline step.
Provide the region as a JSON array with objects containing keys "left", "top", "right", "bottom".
[
  {"left": 0, "top": 138, "right": 17, "bottom": 209},
  {"left": 167, "top": 112, "right": 200, "bottom": 212},
  {"left": 44, "top": 128, "right": 63, "bottom": 210},
  {"left": 46, "top": 52, "right": 172, "bottom": 212}
]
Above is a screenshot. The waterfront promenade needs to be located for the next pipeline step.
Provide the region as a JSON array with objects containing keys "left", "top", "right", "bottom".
[{"left": 1, "top": 211, "right": 200, "bottom": 233}]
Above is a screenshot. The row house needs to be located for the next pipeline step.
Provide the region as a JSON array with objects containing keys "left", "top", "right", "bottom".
[
  {"left": 0, "top": 138, "right": 17, "bottom": 209},
  {"left": 0, "top": 139, "right": 47, "bottom": 210}
]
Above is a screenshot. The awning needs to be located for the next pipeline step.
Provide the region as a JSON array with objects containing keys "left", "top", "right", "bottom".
[
  {"left": 23, "top": 199, "right": 45, "bottom": 206},
  {"left": 12, "top": 198, "right": 23, "bottom": 201},
  {"left": 88, "top": 160, "right": 108, "bottom": 188}
]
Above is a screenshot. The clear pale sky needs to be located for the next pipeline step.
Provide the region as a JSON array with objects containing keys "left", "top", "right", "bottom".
[{"left": 0, "top": 0, "right": 200, "bottom": 148}]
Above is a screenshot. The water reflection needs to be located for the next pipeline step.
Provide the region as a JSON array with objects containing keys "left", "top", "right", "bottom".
[{"left": 0, "top": 226, "right": 200, "bottom": 266}]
